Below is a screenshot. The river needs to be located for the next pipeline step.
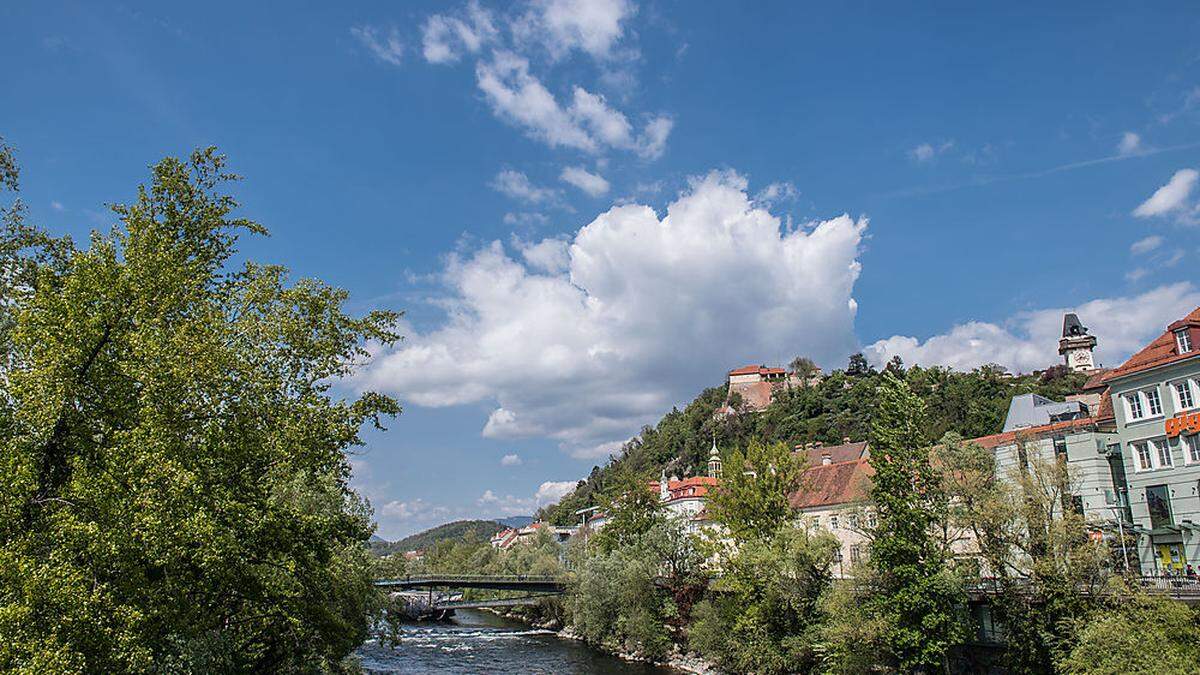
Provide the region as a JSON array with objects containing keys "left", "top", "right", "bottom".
[{"left": 354, "top": 610, "right": 677, "bottom": 674}]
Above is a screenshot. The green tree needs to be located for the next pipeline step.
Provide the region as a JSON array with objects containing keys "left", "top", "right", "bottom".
[
  {"left": 691, "top": 524, "right": 838, "bottom": 674},
  {"left": 706, "top": 440, "right": 805, "bottom": 542},
  {"left": 0, "top": 149, "right": 400, "bottom": 672},
  {"left": 1057, "top": 584, "right": 1200, "bottom": 675},
  {"left": 590, "top": 471, "right": 664, "bottom": 554},
  {"left": 866, "top": 372, "right": 966, "bottom": 672}
]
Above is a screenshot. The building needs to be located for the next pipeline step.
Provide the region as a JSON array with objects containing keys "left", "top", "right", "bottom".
[
  {"left": 492, "top": 522, "right": 577, "bottom": 549},
  {"left": 1000, "top": 392, "right": 1091, "bottom": 432},
  {"left": 490, "top": 527, "right": 519, "bottom": 549},
  {"left": 789, "top": 440, "right": 875, "bottom": 578},
  {"left": 718, "top": 363, "right": 822, "bottom": 415},
  {"left": 1100, "top": 306, "right": 1200, "bottom": 574}
]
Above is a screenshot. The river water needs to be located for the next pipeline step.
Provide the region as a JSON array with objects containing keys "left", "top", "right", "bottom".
[{"left": 355, "top": 610, "right": 676, "bottom": 674}]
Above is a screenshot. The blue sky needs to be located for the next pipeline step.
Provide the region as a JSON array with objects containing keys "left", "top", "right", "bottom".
[{"left": 4, "top": 1, "right": 1200, "bottom": 539}]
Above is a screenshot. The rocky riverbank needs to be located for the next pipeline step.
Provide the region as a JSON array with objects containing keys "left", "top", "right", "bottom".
[{"left": 480, "top": 607, "right": 721, "bottom": 674}]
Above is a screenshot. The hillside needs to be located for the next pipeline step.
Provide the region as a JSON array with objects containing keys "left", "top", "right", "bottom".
[
  {"left": 371, "top": 519, "right": 506, "bottom": 556},
  {"left": 541, "top": 356, "right": 1088, "bottom": 524}
]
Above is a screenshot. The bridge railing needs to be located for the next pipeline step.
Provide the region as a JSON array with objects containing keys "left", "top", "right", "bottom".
[
  {"left": 963, "top": 576, "right": 1200, "bottom": 598},
  {"left": 374, "top": 574, "right": 563, "bottom": 586}
]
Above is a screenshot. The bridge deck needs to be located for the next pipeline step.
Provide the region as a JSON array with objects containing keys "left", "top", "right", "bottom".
[{"left": 374, "top": 575, "right": 566, "bottom": 593}]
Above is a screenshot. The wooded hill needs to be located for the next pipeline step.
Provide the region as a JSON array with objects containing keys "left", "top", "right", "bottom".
[
  {"left": 541, "top": 356, "right": 1088, "bottom": 525},
  {"left": 371, "top": 519, "right": 506, "bottom": 556}
]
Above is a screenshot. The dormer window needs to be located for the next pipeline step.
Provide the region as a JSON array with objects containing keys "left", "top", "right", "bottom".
[{"left": 1177, "top": 329, "right": 1193, "bottom": 354}]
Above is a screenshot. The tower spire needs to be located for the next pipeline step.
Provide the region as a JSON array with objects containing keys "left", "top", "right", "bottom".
[{"left": 708, "top": 434, "right": 722, "bottom": 479}]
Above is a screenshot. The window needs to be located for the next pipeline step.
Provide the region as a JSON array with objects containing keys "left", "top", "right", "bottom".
[
  {"left": 1175, "top": 380, "right": 1196, "bottom": 410},
  {"left": 850, "top": 545, "right": 862, "bottom": 564},
  {"left": 849, "top": 514, "right": 859, "bottom": 529},
  {"left": 1153, "top": 438, "right": 1173, "bottom": 468},
  {"left": 1133, "top": 441, "right": 1154, "bottom": 471},
  {"left": 1185, "top": 435, "right": 1200, "bottom": 464},
  {"left": 1146, "top": 484, "right": 1173, "bottom": 529},
  {"left": 1126, "top": 393, "right": 1145, "bottom": 420},
  {"left": 829, "top": 515, "right": 839, "bottom": 529},
  {"left": 1177, "top": 329, "right": 1193, "bottom": 354},
  {"left": 867, "top": 512, "right": 877, "bottom": 529},
  {"left": 1146, "top": 388, "right": 1163, "bottom": 417},
  {"left": 1053, "top": 436, "right": 1068, "bottom": 459}
]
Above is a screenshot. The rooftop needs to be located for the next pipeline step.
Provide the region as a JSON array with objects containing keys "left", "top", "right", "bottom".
[
  {"left": 1103, "top": 306, "right": 1200, "bottom": 382},
  {"left": 789, "top": 457, "right": 874, "bottom": 509}
]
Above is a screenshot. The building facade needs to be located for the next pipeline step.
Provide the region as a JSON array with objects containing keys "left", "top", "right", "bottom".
[{"left": 1102, "top": 307, "right": 1200, "bottom": 574}]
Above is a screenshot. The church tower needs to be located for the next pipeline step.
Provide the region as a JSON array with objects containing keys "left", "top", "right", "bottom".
[
  {"left": 708, "top": 437, "right": 722, "bottom": 479},
  {"left": 1059, "top": 313, "right": 1098, "bottom": 372}
]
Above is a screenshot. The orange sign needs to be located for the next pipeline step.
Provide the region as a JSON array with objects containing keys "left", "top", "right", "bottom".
[{"left": 1165, "top": 411, "right": 1200, "bottom": 438}]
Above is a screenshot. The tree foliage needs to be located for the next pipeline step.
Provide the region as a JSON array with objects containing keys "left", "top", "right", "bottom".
[
  {"left": 0, "top": 149, "right": 400, "bottom": 672},
  {"left": 706, "top": 440, "right": 805, "bottom": 542},
  {"left": 542, "top": 355, "right": 1087, "bottom": 526},
  {"left": 865, "top": 372, "right": 966, "bottom": 672}
]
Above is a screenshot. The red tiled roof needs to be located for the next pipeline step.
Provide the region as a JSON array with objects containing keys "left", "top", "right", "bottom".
[
  {"left": 1094, "top": 389, "right": 1114, "bottom": 422},
  {"left": 1081, "top": 368, "right": 1111, "bottom": 392},
  {"left": 649, "top": 476, "right": 719, "bottom": 501},
  {"left": 968, "top": 415, "right": 1113, "bottom": 450},
  {"left": 1103, "top": 307, "right": 1200, "bottom": 382},
  {"left": 793, "top": 440, "right": 869, "bottom": 466},
  {"left": 789, "top": 458, "right": 874, "bottom": 509},
  {"left": 728, "top": 364, "right": 786, "bottom": 376}
]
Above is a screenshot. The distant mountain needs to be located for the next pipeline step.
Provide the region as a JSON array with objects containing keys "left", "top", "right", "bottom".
[
  {"left": 496, "top": 516, "right": 534, "bottom": 529},
  {"left": 371, "top": 519, "right": 507, "bottom": 557},
  {"left": 369, "top": 534, "right": 387, "bottom": 543}
]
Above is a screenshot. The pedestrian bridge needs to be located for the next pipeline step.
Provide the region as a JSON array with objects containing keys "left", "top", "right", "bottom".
[{"left": 375, "top": 575, "right": 566, "bottom": 612}]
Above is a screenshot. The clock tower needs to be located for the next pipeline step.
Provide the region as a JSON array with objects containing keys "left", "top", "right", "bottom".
[{"left": 1058, "top": 313, "right": 1097, "bottom": 372}]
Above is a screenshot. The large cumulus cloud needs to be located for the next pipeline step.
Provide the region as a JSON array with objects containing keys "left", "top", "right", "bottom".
[{"left": 358, "top": 171, "right": 867, "bottom": 457}]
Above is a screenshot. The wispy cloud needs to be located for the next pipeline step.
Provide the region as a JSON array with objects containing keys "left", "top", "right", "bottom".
[
  {"left": 350, "top": 26, "right": 404, "bottom": 66},
  {"left": 1130, "top": 235, "right": 1163, "bottom": 255},
  {"left": 1117, "top": 131, "right": 1142, "bottom": 156},
  {"left": 491, "top": 169, "right": 558, "bottom": 204},
  {"left": 560, "top": 165, "right": 610, "bottom": 196},
  {"left": 880, "top": 140, "right": 1200, "bottom": 200}
]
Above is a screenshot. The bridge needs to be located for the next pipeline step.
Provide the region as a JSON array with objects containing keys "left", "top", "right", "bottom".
[
  {"left": 962, "top": 576, "right": 1200, "bottom": 605},
  {"left": 374, "top": 575, "right": 566, "bottom": 611}
]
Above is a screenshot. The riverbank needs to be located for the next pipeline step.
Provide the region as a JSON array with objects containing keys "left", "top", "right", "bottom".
[{"left": 479, "top": 607, "right": 720, "bottom": 674}]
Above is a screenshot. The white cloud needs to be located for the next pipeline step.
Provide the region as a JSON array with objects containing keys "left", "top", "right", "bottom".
[
  {"left": 560, "top": 165, "right": 610, "bottom": 196},
  {"left": 570, "top": 87, "right": 634, "bottom": 146},
  {"left": 535, "top": 480, "right": 577, "bottom": 505},
  {"left": 910, "top": 140, "right": 954, "bottom": 164},
  {"left": 514, "top": 236, "right": 571, "bottom": 273},
  {"left": 380, "top": 498, "right": 448, "bottom": 522},
  {"left": 477, "top": 480, "right": 572, "bottom": 515},
  {"left": 501, "top": 453, "right": 522, "bottom": 466},
  {"left": 1130, "top": 235, "right": 1163, "bottom": 255},
  {"left": 357, "top": 171, "right": 866, "bottom": 456},
  {"left": 50, "top": 200, "right": 64, "bottom": 212},
  {"left": 476, "top": 51, "right": 599, "bottom": 152},
  {"left": 635, "top": 115, "right": 673, "bottom": 160},
  {"left": 421, "top": 0, "right": 498, "bottom": 64},
  {"left": 475, "top": 52, "right": 671, "bottom": 158},
  {"left": 350, "top": 26, "right": 404, "bottom": 66},
  {"left": 1118, "top": 131, "right": 1142, "bottom": 156},
  {"left": 1133, "top": 168, "right": 1198, "bottom": 219},
  {"left": 865, "top": 282, "right": 1200, "bottom": 373},
  {"left": 503, "top": 211, "right": 550, "bottom": 227},
  {"left": 754, "top": 181, "right": 799, "bottom": 207},
  {"left": 1125, "top": 267, "right": 1149, "bottom": 283},
  {"left": 491, "top": 169, "right": 558, "bottom": 203},
  {"left": 513, "top": 0, "right": 636, "bottom": 61}
]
